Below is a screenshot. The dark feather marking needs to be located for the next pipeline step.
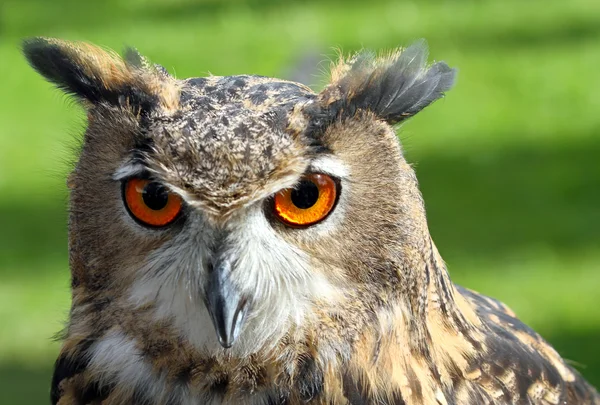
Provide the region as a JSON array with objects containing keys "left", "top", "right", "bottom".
[
  {"left": 427, "top": 246, "right": 478, "bottom": 344},
  {"left": 51, "top": 339, "right": 95, "bottom": 404},
  {"left": 405, "top": 367, "right": 423, "bottom": 402},
  {"left": 567, "top": 379, "right": 593, "bottom": 403},
  {"left": 132, "top": 136, "right": 156, "bottom": 164},
  {"left": 92, "top": 296, "right": 111, "bottom": 312},
  {"left": 174, "top": 363, "right": 194, "bottom": 385},
  {"left": 461, "top": 287, "right": 600, "bottom": 403},
  {"left": 208, "top": 374, "right": 229, "bottom": 396},
  {"left": 490, "top": 374, "right": 514, "bottom": 402},
  {"left": 342, "top": 370, "right": 369, "bottom": 405},
  {"left": 442, "top": 361, "right": 462, "bottom": 405},
  {"left": 428, "top": 239, "right": 451, "bottom": 317},
  {"left": 22, "top": 38, "right": 158, "bottom": 111},
  {"left": 249, "top": 89, "right": 269, "bottom": 105},
  {"left": 71, "top": 274, "right": 81, "bottom": 288},
  {"left": 80, "top": 379, "right": 112, "bottom": 404},
  {"left": 295, "top": 355, "right": 324, "bottom": 402},
  {"left": 389, "top": 390, "right": 407, "bottom": 405},
  {"left": 423, "top": 261, "right": 431, "bottom": 306},
  {"left": 267, "top": 391, "right": 290, "bottom": 405},
  {"left": 308, "top": 40, "right": 456, "bottom": 133},
  {"left": 371, "top": 329, "right": 382, "bottom": 366},
  {"left": 483, "top": 323, "right": 544, "bottom": 400},
  {"left": 340, "top": 368, "right": 409, "bottom": 405}
]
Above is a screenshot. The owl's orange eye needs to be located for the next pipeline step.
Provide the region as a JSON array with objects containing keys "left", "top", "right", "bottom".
[
  {"left": 273, "top": 173, "right": 338, "bottom": 227},
  {"left": 123, "top": 178, "right": 182, "bottom": 227}
]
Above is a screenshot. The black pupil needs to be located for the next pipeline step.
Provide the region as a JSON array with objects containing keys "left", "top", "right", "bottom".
[
  {"left": 291, "top": 180, "right": 320, "bottom": 209},
  {"left": 142, "top": 182, "right": 169, "bottom": 211}
]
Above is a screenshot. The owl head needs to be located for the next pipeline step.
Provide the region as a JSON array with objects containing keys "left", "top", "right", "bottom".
[{"left": 24, "top": 38, "right": 455, "bottom": 356}]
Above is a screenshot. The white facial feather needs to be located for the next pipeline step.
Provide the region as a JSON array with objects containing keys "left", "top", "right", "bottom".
[
  {"left": 128, "top": 205, "right": 340, "bottom": 357},
  {"left": 308, "top": 155, "right": 350, "bottom": 179},
  {"left": 223, "top": 207, "right": 339, "bottom": 354},
  {"left": 112, "top": 162, "right": 146, "bottom": 181},
  {"left": 129, "top": 215, "right": 219, "bottom": 350}
]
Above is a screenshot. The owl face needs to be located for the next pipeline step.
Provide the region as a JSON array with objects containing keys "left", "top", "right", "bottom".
[{"left": 24, "top": 38, "right": 455, "bottom": 356}]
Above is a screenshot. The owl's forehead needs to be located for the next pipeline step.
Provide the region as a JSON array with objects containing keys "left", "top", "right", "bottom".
[
  {"left": 182, "top": 75, "right": 315, "bottom": 107},
  {"left": 142, "top": 75, "right": 319, "bottom": 217},
  {"left": 163, "top": 74, "right": 317, "bottom": 143}
]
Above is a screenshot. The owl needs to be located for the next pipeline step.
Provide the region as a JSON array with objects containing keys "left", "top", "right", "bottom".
[{"left": 24, "top": 37, "right": 598, "bottom": 405}]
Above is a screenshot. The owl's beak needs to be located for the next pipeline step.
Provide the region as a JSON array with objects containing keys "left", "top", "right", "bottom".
[{"left": 203, "top": 258, "right": 249, "bottom": 348}]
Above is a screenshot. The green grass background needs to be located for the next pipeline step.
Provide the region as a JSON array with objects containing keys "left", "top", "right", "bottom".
[{"left": 0, "top": 0, "right": 599, "bottom": 403}]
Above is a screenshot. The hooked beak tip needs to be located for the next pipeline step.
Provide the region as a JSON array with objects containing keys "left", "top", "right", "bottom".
[
  {"left": 215, "top": 297, "right": 248, "bottom": 349},
  {"left": 204, "top": 259, "right": 250, "bottom": 349}
]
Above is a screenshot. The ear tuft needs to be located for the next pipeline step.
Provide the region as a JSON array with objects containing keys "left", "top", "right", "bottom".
[
  {"left": 22, "top": 37, "right": 179, "bottom": 112},
  {"left": 317, "top": 40, "right": 456, "bottom": 125}
]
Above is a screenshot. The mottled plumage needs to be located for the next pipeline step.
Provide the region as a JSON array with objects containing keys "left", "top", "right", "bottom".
[{"left": 23, "top": 37, "right": 599, "bottom": 405}]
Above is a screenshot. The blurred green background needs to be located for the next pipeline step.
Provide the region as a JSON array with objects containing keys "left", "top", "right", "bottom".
[{"left": 1, "top": 0, "right": 599, "bottom": 403}]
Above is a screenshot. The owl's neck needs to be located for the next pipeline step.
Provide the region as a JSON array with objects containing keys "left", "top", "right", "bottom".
[
  {"left": 403, "top": 237, "right": 481, "bottom": 340},
  {"left": 294, "top": 237, "right": 485, "bottom": 403}
]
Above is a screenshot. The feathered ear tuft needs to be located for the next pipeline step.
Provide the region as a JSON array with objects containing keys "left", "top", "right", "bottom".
[
  {"left": 22, "top": 37, "right": 179, "bottom": 112},
  {"left": 315, "top": 40, "right": 456, "bottom": 125}
]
